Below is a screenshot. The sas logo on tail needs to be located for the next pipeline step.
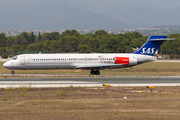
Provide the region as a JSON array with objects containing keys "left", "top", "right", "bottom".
[{"left": 141, "top": 48, "right": 156, "bottom": 54}]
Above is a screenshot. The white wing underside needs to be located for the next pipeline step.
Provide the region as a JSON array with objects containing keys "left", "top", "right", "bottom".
[{"left": 75, "top": 64, "right": 124, "bottom": 69}]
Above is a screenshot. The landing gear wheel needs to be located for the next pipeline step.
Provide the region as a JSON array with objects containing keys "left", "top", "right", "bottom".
[
  {"left": 11, "top": 70, "right": 15, "bottom": 74},
  {"left": 90, "top": 70, "right": 100, "bottom": 75},
  {"left": 90, "top": 70, "right": 95, "bottom": 75},
  {"left": 95, "top": 70, "right": 100, "bottom": 75}
]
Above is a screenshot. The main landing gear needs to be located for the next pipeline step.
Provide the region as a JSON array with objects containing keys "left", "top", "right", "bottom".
[
  {"left": 11, "top": 69, "right": 15, "bottom": 74},
  {"left": 90, "top": 70, "right": 100, "bottom": 75}
]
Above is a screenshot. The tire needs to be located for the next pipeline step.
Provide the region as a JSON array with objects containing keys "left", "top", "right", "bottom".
[
  {"left": 11, "top": 71, "right": 15, "bottom": 74},
  {"left": 90, "top": 70, "right": 95, "bottom": 75},
  {"left": 95, "top": 70, "right": 100, "bottom": 75}
]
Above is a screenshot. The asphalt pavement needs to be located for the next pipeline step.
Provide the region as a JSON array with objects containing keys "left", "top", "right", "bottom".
[{"left": 0, "top": 77, "right": 180, "bottom": 88}]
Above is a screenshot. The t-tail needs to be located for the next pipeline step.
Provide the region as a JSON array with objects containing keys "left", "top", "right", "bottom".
[{"left": 133, "top": 36, "right": 176, "bottom": 56}]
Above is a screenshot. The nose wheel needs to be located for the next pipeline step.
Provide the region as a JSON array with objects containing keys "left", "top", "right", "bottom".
[
  {"left": 90, "top": 70, "right": 100, "bottom": 75},
  {"left": 11, "top": 69, "right": 15, "bottom": 74}
]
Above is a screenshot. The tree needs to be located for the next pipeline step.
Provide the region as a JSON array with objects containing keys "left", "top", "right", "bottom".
[
  {"left": 35, "top": 43, "right": 43, "bottom": 52},
  {"left": 160, "top": 41, "right": 172, "bottom": 55},
  {"left": 27, "top": 44, "right": 35, "bottom": 52},
  {"left": 78, "top": 45, "right": 92, "bottom": 53},
  {"left": 0, "top": 47, "right": 6, "bottom": 55},
  {"left": 1, "top": 53, "right": 8, "bottom": 58},
  {"left": 95, "top": 30, "right": 108, "bottom": 36},
  {"left": 20, "top": 38, "right": 29, "bottom": 45},
  {"left": 22, "top": 32, "right": 29, "bottom": 43},
  {"left": 69, "top": 29, "right": 80, "bottom": 36},
  {"left": 41, "top": 40, "right": 51, "bottom": 52},
  {"left": 88, "top": 38, "right": 100, "bottom": 52},
  {"left": 130, "top": 39, "right": 141, "bottom": 48},
  {"left": 30, "top": 32, "right": 35, "bottom": 44},
  {"left": 106, "top": 36, "right": 119, "bottom": 53},
  {"left": 0, "top": 33, "right": 7, "bottom": 47},
  {"left": 38, "top": 32, "right": 41, "bottom": 42},
  {"left": 50, "top": 40, "right": 59, "bottom": 52},
  {"left": 11, "top": 45, "right": 21, "bottom": 53},
  {"left": 62, "top": 30, "right": 71, "bottom": 36},
  {"left": 20, "top": 45, "right": 27, "bottom": 52},
  {"left": 16, "top": 32, "right": 29, "bottom": 45},
  {"left": 5, "top": 30, "right": 180, "bottom": 55},
  {"left": 132, "top": 31, "right": 143, "bottom": 39},
  {"left": 6, "top": 36, "right": 16, "bottom": 47},
  {"left": 125, "top": 47, "right": 134, "bottom": 53},
  {"left": 40, "top": 32, "right": 60, "bottom": 42}
]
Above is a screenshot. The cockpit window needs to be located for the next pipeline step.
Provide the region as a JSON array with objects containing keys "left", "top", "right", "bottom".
[
  {"left": 12, "top": 56, "right": 19, "bottom": 60},
  {"left": 12, "top": 56, "right": 17, "bottom": 60}
]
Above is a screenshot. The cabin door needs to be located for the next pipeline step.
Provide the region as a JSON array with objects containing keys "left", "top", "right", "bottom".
[{"left": 20, "top": 56, "right": 25, "bottom": 65}]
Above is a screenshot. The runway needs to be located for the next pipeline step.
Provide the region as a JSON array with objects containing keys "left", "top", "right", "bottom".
[{"left": 1, "top": 77, "right": 180, "bottom": 88}]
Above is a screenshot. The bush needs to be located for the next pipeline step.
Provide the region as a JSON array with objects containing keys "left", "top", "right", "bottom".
[
  {"left": 169, "top": 55, "right": 174, "bottom": 59},
  {"left": 1, "top": 53, "right": 8, "bottom": 58},
  {"left": 8, "top": 55, "right": 12, "bottom": 58},
  {"left": 176, "top": 55, "right": 180, "bottom": 59},
  {"left": 2, "top": 97, "right": 7, "bottom": 101}
]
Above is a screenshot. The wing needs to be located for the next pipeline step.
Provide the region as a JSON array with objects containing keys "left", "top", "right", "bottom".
[{"left": 75, "top": 64, "right": 125, "bottom": 69}]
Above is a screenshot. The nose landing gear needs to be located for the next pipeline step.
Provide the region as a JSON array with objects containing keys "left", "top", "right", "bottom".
[
  {"left": 11, "top": 69, "right": 15, "bottom": 74},
  {"left": 90, "top": 70, "right": 100, "bottom": 75}
]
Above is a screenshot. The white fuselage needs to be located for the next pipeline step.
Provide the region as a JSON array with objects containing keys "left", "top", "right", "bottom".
[{"left": 3, "top": 53, "right": 157, "bottom": 70}]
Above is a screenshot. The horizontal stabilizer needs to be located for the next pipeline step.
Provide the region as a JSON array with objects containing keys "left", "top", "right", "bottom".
[{"left": 149, "top": 38, "right": 176, "bottom": 41}]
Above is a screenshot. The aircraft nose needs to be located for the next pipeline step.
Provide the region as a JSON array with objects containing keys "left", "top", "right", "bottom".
[{"left": 3, "top": 61, "right": 11, "bottom": 68}]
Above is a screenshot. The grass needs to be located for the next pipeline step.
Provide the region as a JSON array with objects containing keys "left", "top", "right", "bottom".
[
  {"left": 56, "top": 91, "right": 65, "bottom": 96},
  {"left": 1, "top": 62, "right": 180, "bottom": 76},
  {"left": 6, "top": 87, "right": 13, "bottom": 94},
  {"left": 2, "top": 97, "right": 7, "bottom": 101},
  {"left": 0, "top": 87, "right": 180, "bottom": 119},
  {"left": 38, "top": 91, "right": 42, "bottom": 97},
  {"left": 18, "top": 86, "right": 31, "bottom": 93}
]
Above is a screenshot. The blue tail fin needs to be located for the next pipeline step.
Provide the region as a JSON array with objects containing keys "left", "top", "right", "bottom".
[{"left": 133, "top": 36, "right": 175, "bottom": 56}]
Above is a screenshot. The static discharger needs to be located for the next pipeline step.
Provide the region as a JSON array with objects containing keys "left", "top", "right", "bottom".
[
  {"left": 103, "top": 84, "right": 111, "bottom": 87},
  {"left": 146, "top": 86, "right": 154, "bottom": 89}
]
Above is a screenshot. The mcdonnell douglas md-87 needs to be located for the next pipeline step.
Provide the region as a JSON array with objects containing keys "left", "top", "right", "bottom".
[{"left": 3, "top": 36, "right": 175, "bottom": 75}]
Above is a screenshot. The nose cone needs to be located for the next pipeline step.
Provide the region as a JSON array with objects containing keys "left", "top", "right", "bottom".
[{"left": 3, "top": 61, "right": 11, "bottom": 69}]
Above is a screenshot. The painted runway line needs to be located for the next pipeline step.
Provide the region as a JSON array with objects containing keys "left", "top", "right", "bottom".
[{"left": 0, "top": 77, "right": 180, "bottom": 88}]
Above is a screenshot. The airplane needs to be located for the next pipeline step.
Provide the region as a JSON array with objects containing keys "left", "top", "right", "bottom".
[{"left": 3, "top": 36, "right": 175, "bottom": 75}]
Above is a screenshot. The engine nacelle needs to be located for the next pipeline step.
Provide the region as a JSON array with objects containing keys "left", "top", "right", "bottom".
[{"left": 115, "top": 57, "right": 137, "bottom": 66}]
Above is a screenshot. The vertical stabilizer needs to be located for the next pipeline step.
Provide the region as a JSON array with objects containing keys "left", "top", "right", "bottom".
[{"left": 133, "top": 36, "right": 170, "bottom": 56}]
